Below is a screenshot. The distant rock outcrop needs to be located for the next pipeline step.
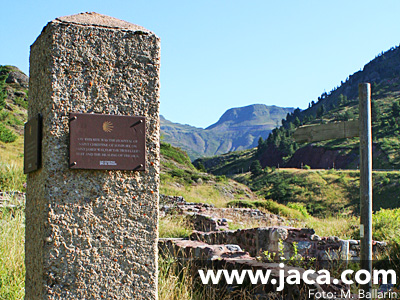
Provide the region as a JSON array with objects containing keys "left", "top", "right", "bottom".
[
  {"left": 5, "top": 69, "right": 29, "bottom": 88},
  {"left": 0, "top": 65, "right": 29, "bottom": 138}
]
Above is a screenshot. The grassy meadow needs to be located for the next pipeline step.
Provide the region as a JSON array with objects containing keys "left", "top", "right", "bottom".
[
  {"left": 1, "top": 140, "right": 400, "bottom": 299},
  {"left": 235, "top": 167, "right": 400, "bottom": 217}
]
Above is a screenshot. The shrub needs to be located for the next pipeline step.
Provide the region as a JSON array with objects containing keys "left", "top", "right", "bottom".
[
  {"left": 0, "top": 109, "right": 8, "bottom": 121},
  {"left": 0, "top": 66, "right": 8, "bottom": 110},
  {"left": 373, "top": 208, "right": 400, "bottom": 242},
  {"left": 5, "top": 114, "right": 23, "bottom": 126},
  {"left": 14, "top": 97, "right": 28, "bottom": 109},
  {"left": 287, "top": 202, "right": 310, "bottom": 218},
  {"left": 0, "top": 93, "right": 5, "bottom": 110},
  {"left": 216, "top": 175, "right": 227, "bottom": 182},
  {"left": 227, "top": 200, "right": 256, "bottom": 209},
  {"left": 161, "top": 142, "right": 193, "bottom": 168},
  {"left": 258, "top": 200, "right": 306, "bottom": 219},
  {"left": 196, "top": 162, "right": 206, "bottom": 172},
  {"left": 0, "top": 123, "right": 17, "bottom": 143}
]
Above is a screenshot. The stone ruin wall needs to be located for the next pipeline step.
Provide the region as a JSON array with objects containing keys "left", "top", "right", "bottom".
[
  {"left": 160, "top": 194, "right": 386, "bottom": 261},
  {"left": 189, "top": 227, "right": 386, "bottom": 261}
]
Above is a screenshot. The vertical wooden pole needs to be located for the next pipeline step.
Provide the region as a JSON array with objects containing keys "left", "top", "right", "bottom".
[{"left": 359, "top": 83, "right": 372, "bottom": 292}]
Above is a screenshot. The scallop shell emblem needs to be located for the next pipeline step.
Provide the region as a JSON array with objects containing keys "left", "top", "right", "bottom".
[{"left": 102, "top": 121, "right": 114, "bottom": 133}]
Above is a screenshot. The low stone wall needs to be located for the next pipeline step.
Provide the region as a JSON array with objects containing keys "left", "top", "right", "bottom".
[
  {"left": 160, "top": 195, "right": 386, "bottom": 261},
  {"left": 160, "top": 194, "right": 285, "bottom": 231},
  {"left": 159, "top": 238, "right": 348, "bottom": 299},
  {"left": 189, "top": 227, "right": 386, "bottom": 261},
  {"left": 159, "top": 238, "right": 249, "bottom": 261},
  {"left": 159, "top": 194, "right": 186, "bottom": 206},
  {"left": 189, "top": 213, "right": 229, "bottom": 232}
]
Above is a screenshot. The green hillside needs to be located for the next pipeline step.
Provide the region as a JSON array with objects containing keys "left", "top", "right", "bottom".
[
  {"left": 0, "top": 64, "right": 264, "bottom": 205},
  {"left": 0, "top": 65, "right": 28, "bottom": 143},
  {"left": 192, "top": 45, "right": 400, "bottom": 218},
  {"left": 263, "top": 46, "right": 400, "bottom": 170},
  {"left": 160, "top": 141, "right": 262, "bottom": 208},
  {"left": 233, "top": 168, "right": 400, "bottom": 218},
  {"left": 197, "top": 45, "right": 400, "bottom": 173}
]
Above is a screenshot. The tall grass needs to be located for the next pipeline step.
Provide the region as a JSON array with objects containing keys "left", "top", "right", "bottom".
[
  {"left": 373, "top": 208, "right": 400, "bottom": 241},
  {"left": 372, "top": 208, "right": 400, "bottom": 273},
  {"left": 158, "top": 255, "right": 256, "bottom": 300},
  {"left": 0, "top": 208, "right": 25, "bottom": 300},
  {"left": 158, "top": 256, "right": 194, "bottom": 300},
  {"left": 293, "top": 215, "right": 359, "bottom": 239},
  {"left": 227, "top": 199, "right": 309, "bottom": 220},
  {"left": 159, "top": 215, "right": 193, "bottom": 238},
  {"left": 0, "top": 163, "right": 25, "bottom": 192},
  {"left": 0, "top": 138, "right": 24, "bottom": 169}
]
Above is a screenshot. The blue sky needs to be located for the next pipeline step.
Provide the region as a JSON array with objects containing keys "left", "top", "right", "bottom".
[{"left": 1, "top": 1, "right": 400, "bottom": 128}]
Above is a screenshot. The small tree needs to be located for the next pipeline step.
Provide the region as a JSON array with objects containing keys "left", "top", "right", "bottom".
[
  {"left": 196, "top": 162, "right": 206, "bottom": 172},
  {"left": 0, "top": 123, "right": 17, "bottom": 143},
  {"left": 338, "top": 94, "right": 348, "bottom": 106},
  {"left": 371, "top": 99, "right": 380, "bottom": 122},
  {"left": 293, "top": 117, "right": 301, "bottom": 127},
  {"left": 250, "top": 160, "right": 263, "bottom": 177},
  {"left": 343, "top": 110, "right": 354, "bottom": 121},
  {"left": 258, "top": 136, "right": 264, "bottom": 148},
  {"left": 257, "top": 136, "right": 267, "bottom": 155},
  {"left": 392, "top": 100, "right": 400, "bottom": 118},
  {"left": 316, "top": 104, "right": 325, "bottom": 118}
]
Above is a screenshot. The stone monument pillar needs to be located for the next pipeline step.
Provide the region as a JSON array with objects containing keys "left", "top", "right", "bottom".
[{"left": 26, "top": 12, "right": 160, "bottom": 299}]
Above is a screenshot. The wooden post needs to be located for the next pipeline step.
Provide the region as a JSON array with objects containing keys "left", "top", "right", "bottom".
[
  {"left": 293, "top": 83, "right": 374, "bottom": 291},
  {"left": 359, "top": 83, "right": 372, "bottom": 293}
]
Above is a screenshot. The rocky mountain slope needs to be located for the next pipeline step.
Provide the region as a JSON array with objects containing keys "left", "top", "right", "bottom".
[
  {"left": 260, "top": 46, "right": 400, "bottom": 170},
  {"left": 0, "top": 65, "right": 28, "bottom": 143},
  {"left": 161, "top": 104, "right": 294, "bottom": 160},
  {"left": 195, "top": 44, "right": 400, "bottom": 174}
]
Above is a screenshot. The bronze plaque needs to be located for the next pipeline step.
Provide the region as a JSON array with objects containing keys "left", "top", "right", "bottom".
[
  {"left": 69, "top": 113, "right": 145, "bottom": 170},
  {"left": 24, "top": 114, "right": 42, "bottom": 174}
]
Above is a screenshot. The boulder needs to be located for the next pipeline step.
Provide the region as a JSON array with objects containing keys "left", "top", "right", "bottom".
[{"left": 6, "top": 71, "right": 28, "bottom": 88}]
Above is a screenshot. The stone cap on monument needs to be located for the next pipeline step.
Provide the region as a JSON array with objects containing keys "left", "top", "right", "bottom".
[{"left": 52, "top": 12, "right": 154, "bottom": 34}]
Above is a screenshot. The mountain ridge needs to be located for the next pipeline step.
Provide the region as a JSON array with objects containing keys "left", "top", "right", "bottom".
[
  {"left": 161, "top": 104, "right": 294, "bottom": 159},
  {"left": 0, "top": 66, "right": 294, "bottom": 161},
  {"left": 195, "top": 44, "right": 400, "bottom": 174}
]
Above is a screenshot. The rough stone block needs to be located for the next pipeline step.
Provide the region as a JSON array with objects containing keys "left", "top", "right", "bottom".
[{"left": 26, "top": 12, "right": 160, "bottom": 300}]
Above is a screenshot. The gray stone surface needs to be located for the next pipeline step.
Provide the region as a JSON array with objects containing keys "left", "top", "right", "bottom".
[
  {"left": 56, "top": 12, "right": 151, "bottom": 32},
  {"left": 6, "top": 70, "right": 29, "bottom": 87},
  {"left": 26, "top": 12, "right": 160, "bottom": 300}
]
